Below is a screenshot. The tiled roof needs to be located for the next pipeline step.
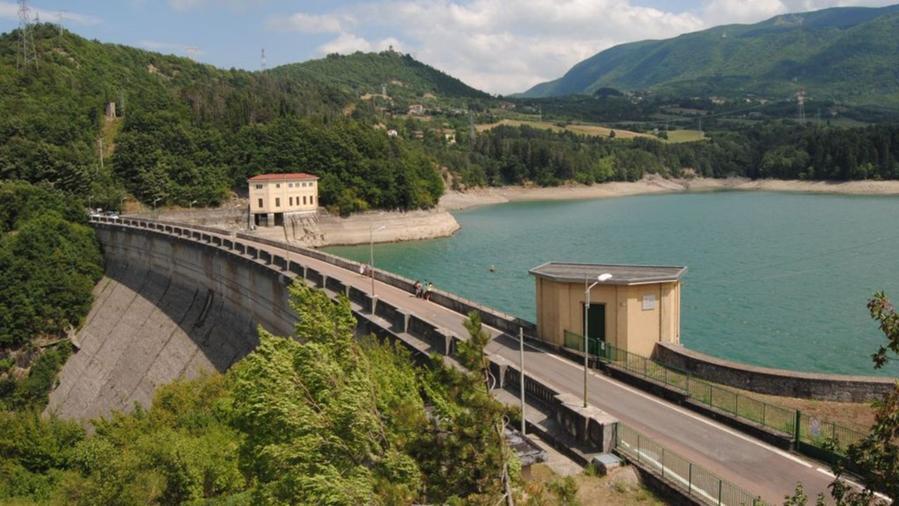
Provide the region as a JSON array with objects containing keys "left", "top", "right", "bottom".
[{"left": 247, "top": 172, "right": 318, "bottom": 182}]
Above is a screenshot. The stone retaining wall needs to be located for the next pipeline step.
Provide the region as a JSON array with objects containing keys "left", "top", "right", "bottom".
[{"left": 654, "top": 342, "right": 896, "bottom": 402}]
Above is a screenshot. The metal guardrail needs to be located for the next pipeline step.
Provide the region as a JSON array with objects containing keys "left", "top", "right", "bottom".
[
  {"left": 563, "top": 330, "right": 869, "bottom": 462},
  {"left": 616, "top": 423, "right": 763, "bottom": 505}
]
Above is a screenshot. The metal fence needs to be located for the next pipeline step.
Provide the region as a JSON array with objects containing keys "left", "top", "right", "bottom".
[
  {"left": 797, "top": 412, "right": 866, "bottom": 455},
  {"left": 563, "top": 330, "right": 867, "bottom": 460},
  {"left": 615, "top": 423, "right": 763, "bottom": 505}
]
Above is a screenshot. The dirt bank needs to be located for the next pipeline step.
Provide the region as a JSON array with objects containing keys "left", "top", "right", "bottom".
[
  {"left": 439, "top": 176, "right": 899, "bottom": 210},
  {"left": 137, "top": 203, "right": 460, "bottom": 247},
  {"left": 249, "top": 209, "right": 461, "bottom": 247}
]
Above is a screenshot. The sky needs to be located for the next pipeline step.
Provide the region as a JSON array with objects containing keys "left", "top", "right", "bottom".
[{"left": 1, "top": 0, "right": 896, "bottom": 94}]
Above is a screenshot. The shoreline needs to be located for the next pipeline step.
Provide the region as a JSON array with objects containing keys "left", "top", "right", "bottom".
[
  {"left": 439, "top": 176, "right": 899, "bottom": 211},
  {"left": 139, "top": 176, "right": 899, "bottom": 247}
]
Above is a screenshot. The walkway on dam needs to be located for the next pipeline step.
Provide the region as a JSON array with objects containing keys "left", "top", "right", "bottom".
[{"left": 226, "top": 232, "right": 835, "bottom": 504}]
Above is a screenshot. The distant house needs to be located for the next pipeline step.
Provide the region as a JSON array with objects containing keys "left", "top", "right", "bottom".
[
  {"left": 440, "top": 129, "right": 457, "bottom": 144},
  {"left": 412, "top": 130, "right": 424, "bottom": 140},
  {"left": 387, "top": 129, "right": 399, "bottom": 138},
  {"left": 248, "top": 172, "right": 318, "bottom": 227},
  {"left": 408, "top": 104, "right": 425, "bottom": 115}
]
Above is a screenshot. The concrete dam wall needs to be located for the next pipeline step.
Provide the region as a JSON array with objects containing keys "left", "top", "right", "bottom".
[{"left": 47, "top": 225, "right": 296, "bottom": 420}]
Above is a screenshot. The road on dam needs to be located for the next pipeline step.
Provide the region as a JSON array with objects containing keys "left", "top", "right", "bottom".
[{"left": 221, "top": 232, "right": 835, "bottom": 503}]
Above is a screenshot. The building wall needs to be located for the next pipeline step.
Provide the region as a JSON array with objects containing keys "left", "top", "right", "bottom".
[
  {"left": 248, "top": 179, "right": 318, "bottom": 215},
  {"left": 535, "top": 278, "right": 680, "bottom": 356}
]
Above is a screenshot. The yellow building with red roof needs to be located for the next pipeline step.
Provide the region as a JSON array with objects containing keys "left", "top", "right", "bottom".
[{"left": 248, "top": 172, "right": 319, "bottom": 227}]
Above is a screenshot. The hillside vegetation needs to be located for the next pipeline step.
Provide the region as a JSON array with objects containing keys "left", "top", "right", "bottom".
[
  {"left": 0, "top": 26, "right": 445, "bottom": 213},
  {"left": 0, "top": 283, "right": 515, "bottom": 505},
  {"left": 522, "top": 5, "right": 899, "bottom": 105},
  {"left": 0, "top": 182, "right": 101, "bottom": 411},
  {"left": 271, "top": 50, "right": 489, "bottom": 102}
]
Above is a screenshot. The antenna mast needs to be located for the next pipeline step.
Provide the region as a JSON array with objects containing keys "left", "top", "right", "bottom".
[
  {"left": 261, "top": 48, "right": 267, "bottom": 70},
  {"left": 17, "top": 0, "right": 39, "bottom": 71}
]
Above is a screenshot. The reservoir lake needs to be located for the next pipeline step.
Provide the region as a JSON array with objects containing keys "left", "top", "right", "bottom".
[{"left": 325, "top": 191, "right": 899, "bottom": 376}]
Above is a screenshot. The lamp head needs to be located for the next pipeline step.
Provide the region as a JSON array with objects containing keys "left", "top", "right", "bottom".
[{"left": 597, "top": 273, "right": 613, "bottom": 282}]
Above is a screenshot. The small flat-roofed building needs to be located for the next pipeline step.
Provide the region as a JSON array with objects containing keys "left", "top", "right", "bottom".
[
  {"left": 248, "top": 172, "right": 319, "bottom": 227},
  {"left": 530, "top": 262, "right": 686, "bottom": 357}
]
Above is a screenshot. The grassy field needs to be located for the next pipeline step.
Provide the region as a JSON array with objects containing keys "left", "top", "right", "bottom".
[
  {"left": 477, "top": 118, "right": 707, "bottom": 145},
  {"left": 476, "top": 118, "right": 650, "bottom": 139},
  {"left": 666, "top": 129, "right": 706, "bottom": 143}
]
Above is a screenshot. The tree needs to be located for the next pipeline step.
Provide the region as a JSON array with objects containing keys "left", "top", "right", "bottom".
[
  {"left": 825, "top": 292, "right": 899, "bottom": 504},
  {"left": 787, "top": 292, "right": 899, "bottom": 505}
]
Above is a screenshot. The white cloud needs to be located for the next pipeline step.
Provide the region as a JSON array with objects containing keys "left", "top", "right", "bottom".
[
  {"left": 274, "top": 0, "right": 898, "bottom": 94},
  {"left": 140, "top": 40, "right": 204, "bottom": 57},
  {"left": 701, "top": 0, "right": 898, "bottom": 25},
  {"left": 268, "top": 12, "right": 346, "bottom": 33},
  {"left": 0, "top": 1, "right": 101, "bottom": 25},
  {"left": 168, "top": 0, "right": 265, "bottom": 11}
]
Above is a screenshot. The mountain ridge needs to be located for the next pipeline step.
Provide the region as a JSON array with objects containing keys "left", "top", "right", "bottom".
[{"left": 520, "top": 4, "right": 899, "bottom": 104}]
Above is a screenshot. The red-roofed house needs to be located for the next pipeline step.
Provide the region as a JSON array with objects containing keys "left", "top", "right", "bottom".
[{"left": 248, "top": 172, "right": 319, "bottom": 226}]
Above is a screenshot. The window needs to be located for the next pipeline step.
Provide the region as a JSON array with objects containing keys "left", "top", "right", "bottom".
[
  {"left": 275, "top": 198, "right": 280, "bottom": 207},
  {"left": 302, "top": 196, "right": 307, "bottom": 205},
  {"left": 257, "top": 198, "right": 263, "bottom": 208},
  {"left": 275, "top": 183, "right": 280, "bottom": 188},
  {"left": 289, "top": 197, "right": 293, "bottom": 206},
  {"left": 310, "top": 196, "right": 315, "bottom": 205},
  {"left": 289, "top": 183, "right": 294, "bottom": 188},
  {"left": 255, "top": 184, "right": 262, "bottom": 189}
]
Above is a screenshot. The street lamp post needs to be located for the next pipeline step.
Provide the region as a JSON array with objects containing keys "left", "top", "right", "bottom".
[
  {"left": 369, "top": 224, "right": 386, "bottom": 297},
  {"left": 583, "top": 273, "right": 613, "bottom": 408},
  {"left": 519, "top": 326, "right": 526, "bottom": 435}
]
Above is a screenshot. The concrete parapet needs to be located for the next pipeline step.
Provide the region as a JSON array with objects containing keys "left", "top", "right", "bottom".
[
  {"left": 375, "top": 299, "right": 405, "bottom": 331},
  {"left": 305, "top": 268, "right": 324, "bottom": 288},
  {"left": 654, "top": 342, "right": 896, "bottom": 402},
  {"left": 348, "top": 286, "right": 373, "bottom": 313},
  {"left": 554, "top": 393, "right": 618, "bottom": 453},
  {"left": 325, "top": 275, "right": 346, "bottom": 295}
]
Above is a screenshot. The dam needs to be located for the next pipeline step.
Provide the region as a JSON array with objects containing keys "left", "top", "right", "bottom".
[{"left": 49, "top": 215, "right": 886, "bottom": 504}]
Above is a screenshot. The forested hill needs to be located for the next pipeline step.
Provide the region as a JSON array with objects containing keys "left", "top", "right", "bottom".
[
  {"left": 520, "top": 5, "right": 899, "bottom": 105},
  {"left": 269, "top": 50, "right": 490, "bottom": 101},
  {"left": 0, "top": 25, "right": 443, "bottom": 212}
]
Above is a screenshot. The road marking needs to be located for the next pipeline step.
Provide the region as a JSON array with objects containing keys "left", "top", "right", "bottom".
[
  {"left": 517, "top": 339, "right": 815, "bottom": 469},
  {"left": 261, "top": 237, "right": 818, "bottom": 474},
  {"left": 816, "top": 467, "right": 835, "bottom": 478}
]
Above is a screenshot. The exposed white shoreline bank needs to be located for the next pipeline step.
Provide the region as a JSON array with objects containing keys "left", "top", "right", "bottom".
[
  {"left": 438, "top": 176, "right": 899, "bottom": 211},
  {"left": 141, "top": 177, "right": 899, "bottom": 246}
]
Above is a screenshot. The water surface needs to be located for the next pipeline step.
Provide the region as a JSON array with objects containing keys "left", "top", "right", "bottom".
[{"left": 326, "top": 192, "right": 899, "bottom": 376}]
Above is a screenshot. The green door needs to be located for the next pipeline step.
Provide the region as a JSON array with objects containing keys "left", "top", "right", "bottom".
[{"left": 583, "top": 303, "right": 606, "bottom": 355}]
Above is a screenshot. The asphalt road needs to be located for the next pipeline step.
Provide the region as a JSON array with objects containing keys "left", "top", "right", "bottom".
[{"left": 208, "top": 227, "right": 838, "bottom": 504}]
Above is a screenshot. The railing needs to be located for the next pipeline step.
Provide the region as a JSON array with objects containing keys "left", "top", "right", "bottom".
[
  {"left": 563, "top": 330, "right": 868, "bottom": 461},
  {"left": 615, "top": 423, "right": 763, "bottom": 505},
  {"left": 797, "top": 412, "right": 866, "bottom": 456}
]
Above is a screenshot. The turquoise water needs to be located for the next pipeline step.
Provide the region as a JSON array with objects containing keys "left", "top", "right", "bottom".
[{"left": 326, "top": 192, "right": 899, "bottom": 376}]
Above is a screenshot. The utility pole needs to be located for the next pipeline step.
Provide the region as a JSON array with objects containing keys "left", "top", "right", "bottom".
[{"left": 519, "top": 327, "right": 526, "bottom": 435}]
